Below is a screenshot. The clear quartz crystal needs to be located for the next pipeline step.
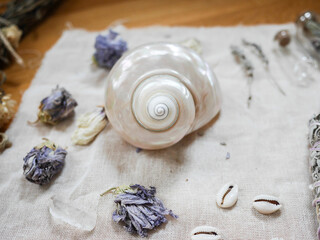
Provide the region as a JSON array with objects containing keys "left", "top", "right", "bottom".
[{"left": 105, "top": 43, "right": 221, "bottom": 149}]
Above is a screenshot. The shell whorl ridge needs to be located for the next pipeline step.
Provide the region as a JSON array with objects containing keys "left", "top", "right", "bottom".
[{"left": 132, "top": 74, "right": 193, "bottom": 132}]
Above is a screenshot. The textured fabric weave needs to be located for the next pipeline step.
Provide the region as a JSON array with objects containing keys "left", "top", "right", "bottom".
[{"left": 0, "top": 24, "right": 319, "bottom": 239}]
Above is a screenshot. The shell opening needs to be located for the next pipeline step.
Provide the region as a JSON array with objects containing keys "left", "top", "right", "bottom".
[{"left": 254, "top": 199, "right": 280, "bottom": 205}]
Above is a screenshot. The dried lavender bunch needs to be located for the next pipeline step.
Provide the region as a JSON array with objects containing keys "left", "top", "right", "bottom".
[
  {"left": 93, "top": 29, "right": 127, "bottom": 69},
  {"left": 242, "top": 39, "right": 268, "bottom": 66},
  {"left": 230, "top": 45, "right": 254, "bottom": 107},
  {"left": 23, "top": 138, "right": 67, "bottom": 185},
  {"left": 308, "top": 114, "right": 320, "bottom": 240},
  {"left": 242, "top": 39, "right": 285, "bottom": 95},
  {"left": 101, "top": 184, "right": 178, "bottom": 237},
  {"left": 35, "top": 86, "right": 77, "bottom": 125}
]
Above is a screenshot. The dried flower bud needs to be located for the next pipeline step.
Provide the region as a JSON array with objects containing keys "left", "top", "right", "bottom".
[
  {"left": 36, "top": 86, "right": 77, "bottom": 125},
  {"left": 0, "top": 94, "right": 16, "bottom": 128},
  {"left": 0, "top": 132, "right": 11, "bottom": 153},
  {"left": 71, "top": 107, "right": 108, "bottom": 145},
  {"left": 23, "top": 138, "right": 67, "bottom": 185},
  {"left": 1, "top": 25, "right": 22, "bottom": 49},
  {"left": 101, "top": 184, "right": 178, "bottom": 238},
  {"left": 93, "top": 29, "right": 128, "bottom": 69}
]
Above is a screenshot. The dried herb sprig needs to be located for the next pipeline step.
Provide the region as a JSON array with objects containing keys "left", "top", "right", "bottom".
[
  {"left": 308, "top": 114, "right": 320, "bottom": 240},
  {"left": 230, "top": 45, "right": 254, "bottom": 107},
  {"left": 101, "top": 184, "right": 178, "bottom": 238},
  {"left": 0, "top": 0, "right": 61, "bottom": 67},
  {"left": 23, "top": 138, "right": 67, "bottom": 185},
  {"left": 242, "top": 39, "right": 285, "bottom": 95}
]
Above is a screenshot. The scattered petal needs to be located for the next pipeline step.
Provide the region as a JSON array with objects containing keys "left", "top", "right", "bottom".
[
  {"left": 0, "top": 132, "right": 11, "bottom": 153},
  {"left": 71, "top": 107, "right": 107, "bottom": 145},
  {"left": 49, "top": 196, "right": 97, "bottom": 231},
  {"left": 179, "top": 38, "right": 202, "bottom": 55}
]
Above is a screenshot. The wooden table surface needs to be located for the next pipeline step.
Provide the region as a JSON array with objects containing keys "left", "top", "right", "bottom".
[{"left": 2, "top": 0, "right": 320, "bottom": 130}]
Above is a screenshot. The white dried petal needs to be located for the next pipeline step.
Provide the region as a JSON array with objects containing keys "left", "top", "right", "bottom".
[
  {"left": 71, "top": 107, "right": 107, "bottom": 145},
  {"left": 179, "top": 38, "right": 202, "bottom": 55},
  {"left": 191, "top": 226, "right": 223, "bottom": 240},
  {"left": 253, "top": 194, "right": 281, "bottom": 214},
  {"left": 216, "top": 182, "right": 238, "bottom": 208},
  {"left": 2, "top": 25, "right": 22, "bottom": 49},
  {"left": 49, "top": 196, "right": 98, "bottom": 231}
]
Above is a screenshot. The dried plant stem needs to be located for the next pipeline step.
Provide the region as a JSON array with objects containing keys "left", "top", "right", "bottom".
[
  {"left": 0, "top": 30, "right": 24, "bottom": 66},
  {"left": 231, "top": 45, "right": 254, "bottom": 108},
  {"left": 100, "top": 187, "right": 117, "bottom": 197}
]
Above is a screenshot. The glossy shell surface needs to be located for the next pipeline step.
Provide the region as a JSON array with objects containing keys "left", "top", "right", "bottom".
[{"left": 105, "top": 43, "right": 221, "bottom": 149}]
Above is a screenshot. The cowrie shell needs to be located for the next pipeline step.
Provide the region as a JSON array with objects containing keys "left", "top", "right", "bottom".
[
  {"left": 253, "top": 194, "right": 281, "bottom": 214},
  {"left": 191, "top": 226, "right": 223, "bottom": 240},
  {"left": 216, "top": 182, "right": 238, "bottom": 208}
]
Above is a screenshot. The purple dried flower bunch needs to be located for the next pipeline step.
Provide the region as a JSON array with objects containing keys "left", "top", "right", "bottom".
[
  {"left": 36, "top": 86, "right": 77, "bottom": 125},
  {"left": 23, "top": 138, "right": 67, "bottom": 185},
  {"left": 93, "top": 30, "right": 128, "bottom": 69},
  {"left": 101, "top": 184, "right": 178, "bottom": 237}
]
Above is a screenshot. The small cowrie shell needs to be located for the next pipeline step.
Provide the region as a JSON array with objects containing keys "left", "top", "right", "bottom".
[
  {"left": 216, "top": 182, "right": 238, "bottom": 208},
  {"left": 253, "top": 194, "right": 281, "bottom": 214},
  {"left": 191, "top": 226, "right": 223, "bottom": 240}
]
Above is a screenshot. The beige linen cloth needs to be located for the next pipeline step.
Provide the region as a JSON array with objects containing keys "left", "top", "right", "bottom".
[{"left": 1, "top": 24, "right": 319, "bottom": 240}]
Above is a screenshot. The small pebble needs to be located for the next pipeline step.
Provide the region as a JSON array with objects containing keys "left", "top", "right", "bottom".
[
  {"left": 226, "top": 152, "right": 230, "bottom": 160},
  {"left": 220, "top": 142, "right": 227, "bottom": 146}
]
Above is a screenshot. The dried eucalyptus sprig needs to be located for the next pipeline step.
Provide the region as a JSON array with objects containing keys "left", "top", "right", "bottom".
[
  {"left": 230, "top": 45, "right": 254, "bottom": 107},
  {"left": 32, "top": 86, "right": 77, "bottom": 125},
  {"left": 23, "top": 138, "right": 67, "bottom": 185},
  {"left": 71, "top": 106, "right": 108, "bottom": 145},
  {"left": 242, "top": 39, "right": 285, "bottom": 95},
  {"left": 101, "top": 184, "right": 178, "bottom": 238},
  {"left": 308, "top": 114, "right": 320, "bottom": 240},
  {"left": 93, "top": 29, "right": 128, "bottom": 69}
]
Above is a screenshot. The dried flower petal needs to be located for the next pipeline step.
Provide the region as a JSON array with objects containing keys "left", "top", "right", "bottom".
[
  {"left": 36, "top": 86, "right": 77, "bottom": 125},
  {"left": 71, "top": 107, "right": 108, "bottom": 145},
  {"left": 179, "top": 38, "right": 202, "bottom": 55},
  {"left": 23, "top": 138, "right": 67, "bottom": 185},
  {"left": 1, "top": 25, "right": 22, "bottom": 49},
  {"left": 0, "top": 132, "right": 11, "bottom": 153},
  {"left": 93, "top": 29, "right": 128, "bottom": 69},
  {"left": 0, "top": 94, "right": 16, "bottom": 128},
  {"left": 101, "top": 184, "right": 178, "bottom": 238}
]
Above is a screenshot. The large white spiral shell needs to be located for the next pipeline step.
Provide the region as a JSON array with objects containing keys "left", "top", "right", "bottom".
[{"left": 105, "top": 43, "right": 221, "bottom": 149}]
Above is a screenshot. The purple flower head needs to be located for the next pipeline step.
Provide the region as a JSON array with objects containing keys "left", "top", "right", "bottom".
[
  {"left": 37, "top": 86, "right": 77, "bottom": 125},
  {"left": 23, "top": 138, "right": 67, "bottom": 185},
  {"left": 93, "top": 29, "right": 127, "bottom": 69},
  {"left": 102, "top": 184, "right": 178, "bottom": 237}
]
